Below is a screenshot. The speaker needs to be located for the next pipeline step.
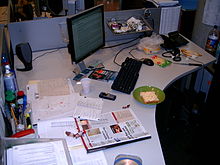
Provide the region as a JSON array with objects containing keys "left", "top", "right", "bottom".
[{"left": 15, "top": 42, "right": 33, "bottom": 71}]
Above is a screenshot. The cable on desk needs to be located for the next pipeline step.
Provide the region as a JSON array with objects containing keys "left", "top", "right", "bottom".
[
  {"left": 129, "top": 47, "right": 142, "bottom": 60},
  {"left": 32, "top": 49, "right": 60, "bottom": 61},
  {"left": 103, "top": 35, "right": 142, "bottom": 49},
  {"left": 113, "top": 43, "right": 138, "bottom": 66}
]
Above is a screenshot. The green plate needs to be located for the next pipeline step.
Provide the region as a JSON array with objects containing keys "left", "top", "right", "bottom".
[{"left": 133, "top": 86, "right": 165, "bottom": 105}]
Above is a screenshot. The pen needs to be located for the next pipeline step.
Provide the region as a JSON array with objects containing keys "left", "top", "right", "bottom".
[
  {"left": 174, "top": 63, "right": 202, "bottom": 66},
  {"left": 25, "top": 113, "right": 32, "bottom": 129}
]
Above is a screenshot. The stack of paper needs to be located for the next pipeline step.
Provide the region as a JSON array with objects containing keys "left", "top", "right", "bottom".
[
  {"left": 148, "top": 0, "right": 179, "bottom": 7},
  {"left": 27, "top": 78, "right": 78, "bottom": 124},
  {"left": 27, "top": 78, "right": 104, "bottom": 124},
  {"left": 37, "top": 117, "right": 108, "bottom": 165},
  {"left": 7, "top": 140, "right": 71, "bottom": 165}
]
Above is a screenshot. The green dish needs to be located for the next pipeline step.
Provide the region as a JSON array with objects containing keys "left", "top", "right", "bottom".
[{"left": 133, "top": 86, "right": 165, "bottom": 105}]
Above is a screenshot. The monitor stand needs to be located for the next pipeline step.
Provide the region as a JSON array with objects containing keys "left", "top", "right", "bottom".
[{"left": 77, "top": 60, "right": 87, "bottom": 72}]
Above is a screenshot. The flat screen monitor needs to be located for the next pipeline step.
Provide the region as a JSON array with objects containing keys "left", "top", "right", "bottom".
[{"left": 67, "top": 4, "right": 105, "bottom": 64}]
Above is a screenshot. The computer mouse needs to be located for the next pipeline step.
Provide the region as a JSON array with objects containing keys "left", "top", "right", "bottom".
[{"left": 143, "top": 58, "right": 154, "bottom": 66}]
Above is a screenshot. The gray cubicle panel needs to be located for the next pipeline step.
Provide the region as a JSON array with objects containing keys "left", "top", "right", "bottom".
[
  {"left": 8, "top": 17, "right": 68, "bottom": 54},
  {"left": 0, "top": 27, "right": 6, "bottom": 138},
  {"left": 8, "top": 8, "right": 161, "bottom": 53}
]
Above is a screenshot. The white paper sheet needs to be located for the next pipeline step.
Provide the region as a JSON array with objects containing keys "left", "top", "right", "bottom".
[
  {"left": 31, "top": 93, "right": 78, "bottom": 123},
  {"left": 37, "top": 117, "right": 81, "bottom": 147},
  {"left": 9, "top": 140, "right": 69, "bottom": 165},
  {"left": 37, "top": 117, "right": 108, "bottom": 165},
  {"left": 73, "top": 96, "right": 104, "bottom": 120},
  {"left": 152, "top": 0, "right": 179, "bottom": 7},
  {"left": 159, "top": 6, "right": 181, "bottom": 34}
]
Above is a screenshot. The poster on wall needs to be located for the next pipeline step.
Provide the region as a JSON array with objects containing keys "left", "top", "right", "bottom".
[{"left": 202, "top": 0, "right": 220, "bottom": 26}]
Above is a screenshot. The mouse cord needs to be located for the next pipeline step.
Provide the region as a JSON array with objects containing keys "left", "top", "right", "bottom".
[
  {"left": 32, "top": 49, "right": 60, "bottom": 61},
  {"left": 129, "top": 47, "right": 139, "bottom": 59},
  {"left": 103, "top": 35, "right": 141, "bottom": 49},
  {"left": 129, "top": 47, "right": 145, "bottom": 61},
  {"left": 113, "top": 43, "right": 138, "bottom": 66}
]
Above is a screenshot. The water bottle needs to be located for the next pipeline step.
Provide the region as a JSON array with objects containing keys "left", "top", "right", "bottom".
[
  {"left": 3, "top": 69, "right": 18, "bottom": 92},
  {"left": 205, "top": 25, "right": 219, "bottom": 55}
]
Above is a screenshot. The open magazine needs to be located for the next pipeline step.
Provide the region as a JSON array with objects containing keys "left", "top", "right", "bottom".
[{"left": 74, "top": 109, "right": 151, "bottom": 153}]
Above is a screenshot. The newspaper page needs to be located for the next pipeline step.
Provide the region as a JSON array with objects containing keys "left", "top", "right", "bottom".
[{"left": 75, "top": 108, "right": 151, "bottom": 152}]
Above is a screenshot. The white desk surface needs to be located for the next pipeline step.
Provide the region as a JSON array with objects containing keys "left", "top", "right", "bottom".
[{"left": 14, "top": 39, "right": 215, "bottom": 165}]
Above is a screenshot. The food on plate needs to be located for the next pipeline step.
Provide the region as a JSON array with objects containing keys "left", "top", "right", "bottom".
[{"left": 140, "top": 91, "right": 159, "bottom": 104}]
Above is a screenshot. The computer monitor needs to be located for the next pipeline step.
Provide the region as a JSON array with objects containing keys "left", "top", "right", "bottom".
[{"left": 66, "top": 4, "right": 105, "bottom": 69}]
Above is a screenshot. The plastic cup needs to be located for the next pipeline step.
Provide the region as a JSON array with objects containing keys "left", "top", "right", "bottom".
[{"left": 80, "top": 78, "right": 91, "bottom": 95}]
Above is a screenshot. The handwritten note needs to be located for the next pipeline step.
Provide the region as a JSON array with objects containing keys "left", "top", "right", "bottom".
[{"left": 38, "top": 78, "right": 70, "bottom": 97}]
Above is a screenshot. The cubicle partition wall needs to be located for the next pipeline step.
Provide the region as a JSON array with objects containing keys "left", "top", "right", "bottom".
[
  {"left": 8, "top": 17, "right": 68, "bottom": 53},
  {"left": 0, "top": 26, "right": 6, "bottom": 139},
  {"left": 0, "top": 25, "right": 13, "bottom": 138},
  {"left": 8, "top": 8, "right": 163, "bottom": 54}
]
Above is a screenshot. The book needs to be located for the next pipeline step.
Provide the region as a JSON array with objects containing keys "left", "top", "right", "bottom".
[
  {"left": 74, "top": 108, "right": 151, "bottom": 153},
  {"left": 88, "top": 68, "right": 117, "bottom": 82}
]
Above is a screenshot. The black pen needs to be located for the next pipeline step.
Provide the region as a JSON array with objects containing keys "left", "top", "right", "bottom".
[{"left": 174, "top": 63, "right": 202, "bottom": 66}]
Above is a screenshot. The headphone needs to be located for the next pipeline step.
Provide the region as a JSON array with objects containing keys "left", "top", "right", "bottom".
[{"left": 162, "top": 47, "right": 181, "bottom": 62}]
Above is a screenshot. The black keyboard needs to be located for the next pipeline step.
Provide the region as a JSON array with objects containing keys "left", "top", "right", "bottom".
[{"left": 111, "top": 57, "right": 142, "bottom": 94}]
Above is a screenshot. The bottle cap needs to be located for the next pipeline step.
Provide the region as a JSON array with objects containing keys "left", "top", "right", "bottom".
[
  {"left": 5, "top": 90, "right": 15, "bottom": 96},
  {"left": 5, "top": 69, "right": 10, "bottom": 74},
  {"left": 6, "top": 94, "right": 16, "bottom": 102},
  {"left": 5, "top": 64, "right": 11, "bottom": 70},
  {"left": 17, "top": 91, "right": 24, "bottom": 97}
]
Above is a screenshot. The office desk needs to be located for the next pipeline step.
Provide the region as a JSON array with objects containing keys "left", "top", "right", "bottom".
[{"left": 14, "top": 39, "right": 215, "bottom": 165}]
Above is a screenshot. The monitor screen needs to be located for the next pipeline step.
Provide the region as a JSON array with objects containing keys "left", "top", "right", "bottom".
[{"left": 67, "top": 4, "right": 105, "bottom": 64}]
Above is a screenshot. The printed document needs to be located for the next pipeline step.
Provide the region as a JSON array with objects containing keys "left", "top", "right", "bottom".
[
  {"left": 7, "top": 140, "right": 70, "bottom": 165},
  {"left": 73, "top": 96, "right": 104, "bottom": 120},
  {"left": 37, "top": 117, "right": 108, "bottom": 165}
]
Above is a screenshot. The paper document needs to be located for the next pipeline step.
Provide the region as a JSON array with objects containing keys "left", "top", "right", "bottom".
[
  {"left": 147, "top": 0, "right": 179, "bottom": 7},
  {"left": 27, "top": 78, "right": 78, "bottom": 123},
  {"left": 159, "top": 6, "right": 181, "bottom": 34},
  {"left": 37, "top": 117, "right": 108, "bottom": 165},
  {"left": 37, "top": 117, "right": 82, "bottom": 147},
  {"left": 152, "top": 0, "right": 179, "bottom": 7},
  {"left": 38, "top": 78, "right": 70, "bottom": 97},
  {"left": 28, "top": 78, "right": 103, "bottom": 123},
  {"left": 31, "top": 93, "right": 78, "bottom": 123},
  {"left": 73, "top": 96, "right": 104, "bottom": 120},
  {"left": 7, "top": 140, "right": 70, "bottom": 165},
  {"left": 69, "top": 145, "right": 108, "bottom": 165}
]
